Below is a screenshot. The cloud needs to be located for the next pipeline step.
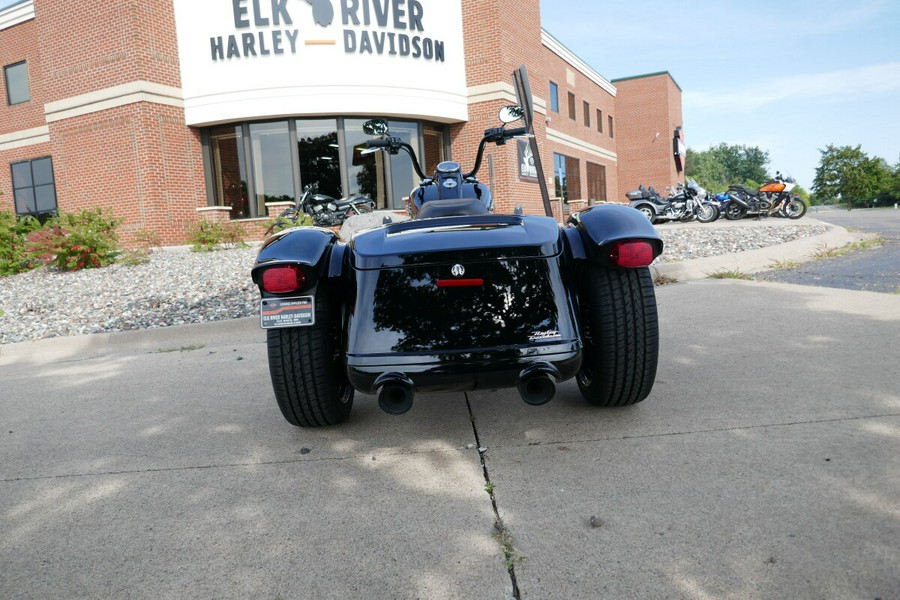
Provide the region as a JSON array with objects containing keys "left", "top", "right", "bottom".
[{"left": 684, "top": 62, "right": 900, "bottom": 112}]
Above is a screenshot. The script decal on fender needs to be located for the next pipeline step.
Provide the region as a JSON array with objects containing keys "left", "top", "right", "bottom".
[{"left": 529, "top": 330, "right": 561, "bottom": 343}]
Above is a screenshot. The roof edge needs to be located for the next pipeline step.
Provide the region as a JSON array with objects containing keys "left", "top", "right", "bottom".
[{"left": 610, "top": 71, "right": 682, "bottom": 92}]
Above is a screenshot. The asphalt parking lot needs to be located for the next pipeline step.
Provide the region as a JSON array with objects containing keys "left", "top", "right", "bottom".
[
  {"left": 2, "top": 276, "right": 898, "bottom": 599},
  {"left": 757, "top": 209, "right": 900, "bottom": 293}
]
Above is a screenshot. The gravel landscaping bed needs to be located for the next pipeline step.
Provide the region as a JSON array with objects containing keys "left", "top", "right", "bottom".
[{"left": 0, "top": 222, "right": 830, "bottom": 345}]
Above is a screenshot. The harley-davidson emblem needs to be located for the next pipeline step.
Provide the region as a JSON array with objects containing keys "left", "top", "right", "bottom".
[{"left": 451, "top": 264, "right": 465, "bottom": 277}]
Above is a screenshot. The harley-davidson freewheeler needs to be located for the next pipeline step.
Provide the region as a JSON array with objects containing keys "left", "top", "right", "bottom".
[{"left": 251, "top": 106, "right": 664, "bottom": 427}]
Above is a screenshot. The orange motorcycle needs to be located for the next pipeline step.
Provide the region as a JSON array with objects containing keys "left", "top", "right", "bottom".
[{"left": 724, "top": 172, "right": 807, "bottom": 220}]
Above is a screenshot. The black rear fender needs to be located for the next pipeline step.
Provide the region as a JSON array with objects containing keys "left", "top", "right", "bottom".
[
  {"left": 567, "top": 204, "right": 663, "bottom": 266},
  {"left": 251, "top": 227, "right": 346, "bottom": 294}
]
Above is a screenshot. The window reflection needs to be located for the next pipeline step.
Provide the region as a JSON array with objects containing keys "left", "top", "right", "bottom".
[
  {"left": 250, "top": 122, "right": 293, "bottom": 216},
  {"left": 387, "top": 120, "right": 420, "bottom": 209},
  {"left": 296, "top": 119, "right": 341, "bottom": 198},
  {"left": 210, "top": 125, "right": 248, "bottom": 218},
  {"left": 208, "top": 118, "right": 439, "bottom": 218},
  {"left": 345, "top": 118, "right": 388, "bottom": 208}
]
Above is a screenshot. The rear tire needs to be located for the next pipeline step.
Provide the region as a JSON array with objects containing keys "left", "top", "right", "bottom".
[
  {"left": 266, "top": 286, "right": 353, "bottom": 427},
  {"left": 577, "top": 265, "right": 659, "bottom": 407},
  {"left": 724, "top": 203, "right": 746, "bottom": 220}
]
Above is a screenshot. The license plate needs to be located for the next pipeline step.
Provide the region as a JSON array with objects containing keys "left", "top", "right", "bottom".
[{"left": 260, "top": 296, "right": 315, "bottom": 329}]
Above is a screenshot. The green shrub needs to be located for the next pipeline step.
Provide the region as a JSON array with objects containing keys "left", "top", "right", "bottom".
[
  {"left": 0, "top": 211, "right": 43, "bottom": 275},
  {"left": 187, "top": 219, "right": 248, "bottom": 252},
  {"left": 264, "top": 211, "right": 314, "bottom": 235},
  {"left": 118, "top": 229, "right": 163, "bottom": 266},
  {"left": 25, "top": 208, "right": 122, "bottom": 271}
]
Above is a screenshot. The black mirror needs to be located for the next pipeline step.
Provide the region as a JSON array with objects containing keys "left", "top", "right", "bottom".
[
  {"left": 499, "top": 106, "right": 525, "bottom": 124},
  {"left": 363, "top": 118, "right": 388, "bottom": 136}
]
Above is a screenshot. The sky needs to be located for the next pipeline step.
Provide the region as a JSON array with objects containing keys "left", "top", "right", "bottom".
[{"left": 540, "top": 0, "right": 900, "bottom": 190}]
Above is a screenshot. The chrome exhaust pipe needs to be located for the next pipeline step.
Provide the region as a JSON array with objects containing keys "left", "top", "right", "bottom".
[
  {"left": 517, "top": 363, "right": 559, "bottom": 406},
  {"left": 375, "top": 373, "right": 415, "bottom": 415}
]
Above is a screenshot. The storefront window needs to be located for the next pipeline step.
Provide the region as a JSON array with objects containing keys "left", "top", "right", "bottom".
[
  {"left": 386, "top": 120, "right": 420, "bottom": 209},
  {"left": 210, "top": 125, "right": 248, "bottom": 218},
  {"left": 296, "top": 119, "right": 341, "bottom": 198},
  {"left": 345, "top": 118, "right": 389, "bottom": 208},
  {"left": 554, "top": 153, "right": 567, "bottom": 200},
  {"left": 249, "top": 121, "right": 293, "bottom": 216},
  {"left": 553, "top": 152, "right": 581, "bottom": 202},
  {"left": 206, "top": 118, "right": 442, "bottom": 217},
  {"left": 422, "top": 124, "right": 447, "bottom": 176},
  {"left": 345, "top": 119, "right": 420, "bottom": 210}
]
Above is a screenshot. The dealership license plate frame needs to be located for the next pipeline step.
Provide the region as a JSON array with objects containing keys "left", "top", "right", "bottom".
[{"left": 260, "top": 296, "right": 315, "bottom": 329}]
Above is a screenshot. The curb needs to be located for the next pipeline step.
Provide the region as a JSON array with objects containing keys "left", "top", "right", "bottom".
[
  {"left": 0, "top": 316, "right": 261, "bottom": 364},
  {"left": 651, "top": 218, "right": 865, "bottom": 283}
]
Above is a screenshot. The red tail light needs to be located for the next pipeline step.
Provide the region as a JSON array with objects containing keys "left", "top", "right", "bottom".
[
  {"left": 437, "top": 279, "right": 484, "bottom": 288},
  {"left": 262, "top": 265, "right": 306, "bottom": 294},
  {"left": 611, "top": 241, "right": 655, "bottom": 268}
]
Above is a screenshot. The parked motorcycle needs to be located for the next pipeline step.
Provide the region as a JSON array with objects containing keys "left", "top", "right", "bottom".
[
  {"left": 267, "top": 182, "right": 374, "bottom": 233},
  {"left": 724, "top": 172, "right": 807, "bottom": 220},
  {"left": 627, "top": 179, "right": 719, "bottom": 224}
]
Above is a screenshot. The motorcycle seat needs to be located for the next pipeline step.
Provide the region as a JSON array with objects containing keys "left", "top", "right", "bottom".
[
  {"left": 729, "top": 186, "right": 758, "bottom": 197},
  {"left": 417, "top": 198, "right": 490, "bottom": 219}
]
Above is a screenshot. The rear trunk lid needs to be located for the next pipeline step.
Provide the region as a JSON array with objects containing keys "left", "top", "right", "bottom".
[{"left": 347, "top": 215, "right": 577, "bottom": 355}]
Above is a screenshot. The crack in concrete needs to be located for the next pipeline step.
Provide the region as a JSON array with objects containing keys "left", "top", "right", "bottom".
[
  {"left": 506, "top": 412, "right": 900, "bottom": 450},
  {"left": 0, "top": 447, "right": 465, "bottom": 484},
  {"left": 466, "top": 393, "right": 522, "bottom": 600}
]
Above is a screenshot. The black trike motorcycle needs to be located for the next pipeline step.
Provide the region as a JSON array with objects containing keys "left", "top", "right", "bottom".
[{"left": 251, "top": 106, "right": 664, "bottom": 427}]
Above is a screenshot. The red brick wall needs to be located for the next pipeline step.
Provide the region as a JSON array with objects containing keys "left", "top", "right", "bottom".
[
  {"left": 0, "top": 18, "right": 45, "bottom": 136},
  {"left": 614, "top": 73, "right": 684, "bottom": 201},
  {"left": 0, "top": 0, "right": 209, "bottom": 245},
  {"left": 456, "top": 0, "right": 621, "bottom": 220},
  {"left": 35, "top": 0, "right": 182, "bottom": 103},
  {"left": 47, "top": 103, "right": 207, "bottom": 246},
  {"left": 455, "top": 0, "right": 534, "bottom": 217}
]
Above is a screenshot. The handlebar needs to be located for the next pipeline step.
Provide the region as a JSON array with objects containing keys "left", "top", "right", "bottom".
[
  {"left": 465, "top": 126, "right": 531, "bottom": 178},
  {"left": 366, "top": 125, "right": 531, "bottom": 182},
  {"left": 366, "top": 138, "right": 428, "bottom": 181}
]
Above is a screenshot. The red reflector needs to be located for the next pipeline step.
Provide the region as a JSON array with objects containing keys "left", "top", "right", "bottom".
[
  {"left": 437, "top": 279, "right": 484, "bottom": 288},
  {"left": 611, "top": 241, "right": 655, "bottom": 268},
  {"left": 262, "top": 265, "right": 306, "bottom": 294}
]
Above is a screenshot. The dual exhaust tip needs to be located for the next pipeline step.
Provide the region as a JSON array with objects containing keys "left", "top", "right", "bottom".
[{"left": 375, "top": 364, "right": 558, "bottom": 415}]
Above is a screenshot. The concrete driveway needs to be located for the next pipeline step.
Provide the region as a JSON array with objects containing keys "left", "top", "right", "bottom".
[{"left": 2, "top": 280, "right": 899, "bottom": 599}]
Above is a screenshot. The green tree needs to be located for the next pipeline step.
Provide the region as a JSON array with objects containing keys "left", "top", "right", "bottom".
[
  {"left": 686, "top": 143, "right": 771, "bottom": 192},
  {"left": 812, "top": 145, "right": 892, "bottom": 209},
  {"left": 884, "top": 157, "right": 900, "bottom": 203},
  {"left": 792, "top": 184, "right": 811, "bottom": 205}
]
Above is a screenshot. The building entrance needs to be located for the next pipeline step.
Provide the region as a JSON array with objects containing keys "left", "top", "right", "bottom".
[{"left": 205, "top": 118, "right": 447, "bottom": 219}]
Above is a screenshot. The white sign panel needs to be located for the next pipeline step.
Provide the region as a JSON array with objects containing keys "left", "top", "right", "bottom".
[{"left": 173, "top": 0, "right": 468, "bottom": 126}]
